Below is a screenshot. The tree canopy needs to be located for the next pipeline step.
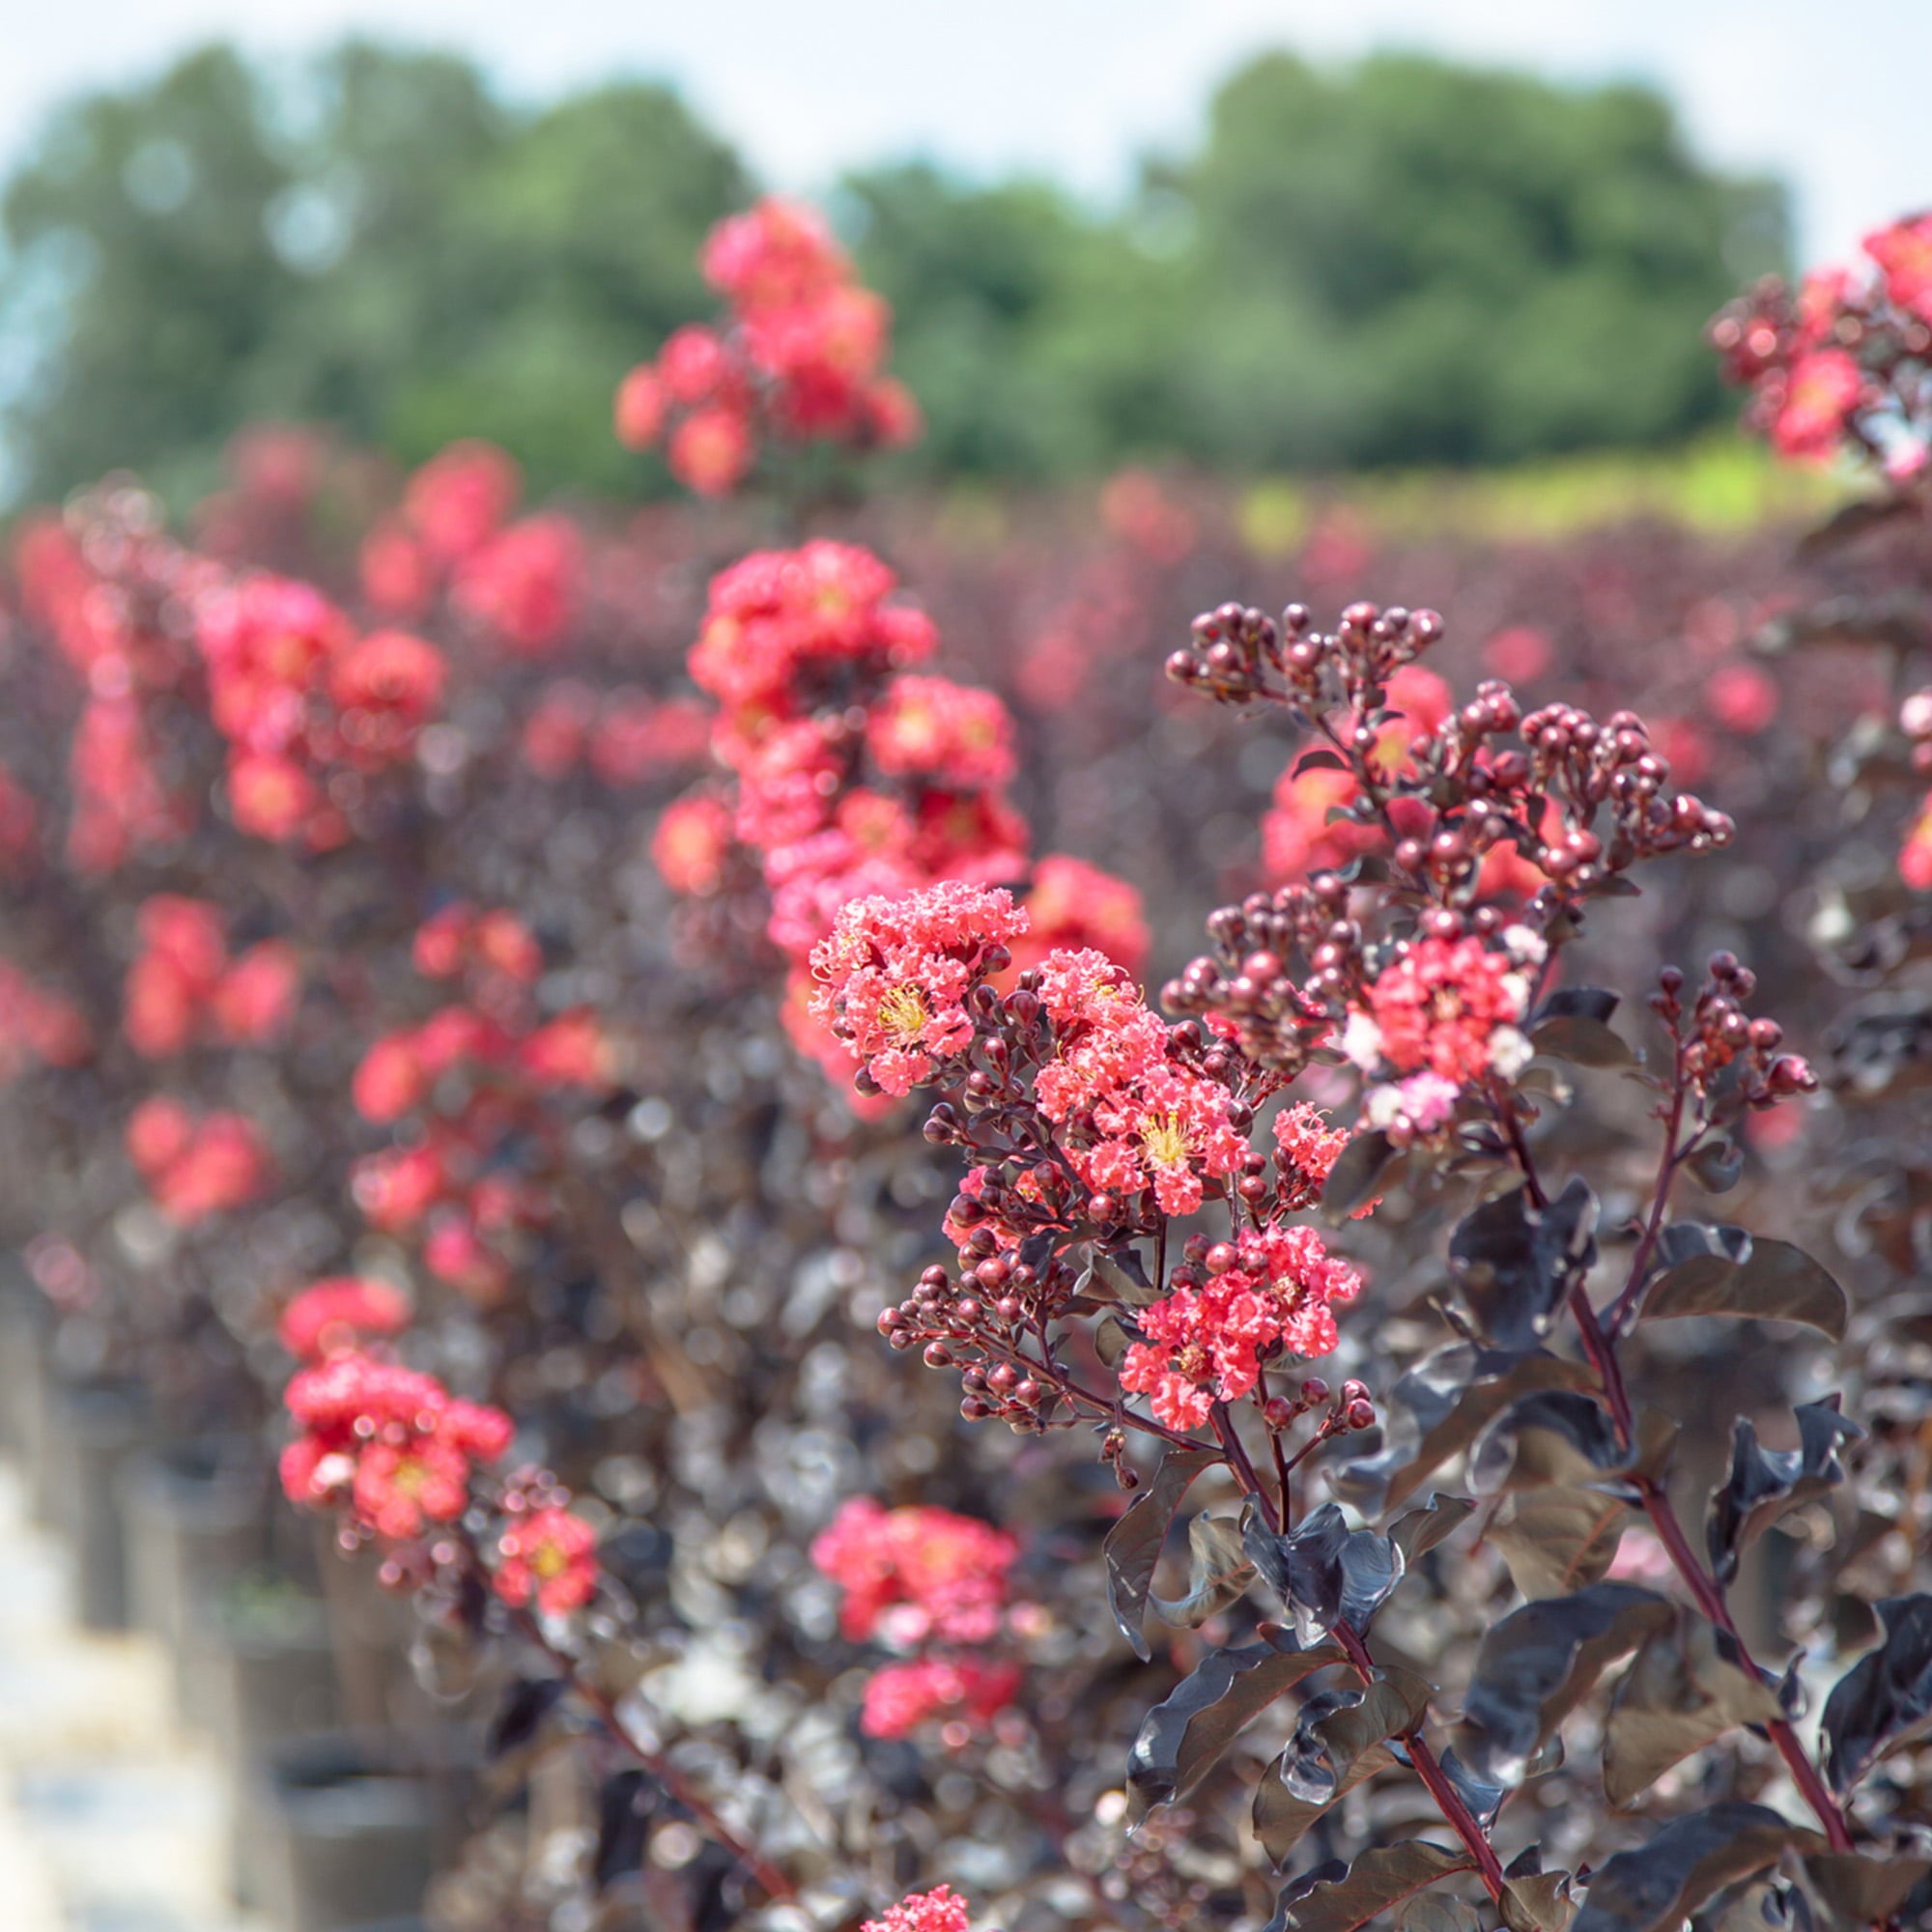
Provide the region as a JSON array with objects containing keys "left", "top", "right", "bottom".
[{"left": 0, "top": 41, "right": 1788, "bottom": 507}]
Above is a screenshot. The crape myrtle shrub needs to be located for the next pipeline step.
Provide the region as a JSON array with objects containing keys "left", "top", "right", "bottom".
[{"left": 0, "top": 194, "right": 1929, "bottom": 1932}]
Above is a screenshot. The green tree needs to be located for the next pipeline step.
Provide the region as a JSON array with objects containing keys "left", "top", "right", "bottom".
[
  {"left": 1153, "top": 51, "right": 1790, "bottom": 469},
  {"left": 1, "top": 42, "right": 749, "bottom": 507}
]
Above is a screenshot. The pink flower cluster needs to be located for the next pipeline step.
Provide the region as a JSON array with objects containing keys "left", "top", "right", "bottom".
[
  {"left": 0, "top": 958, "right": 92, "bottom": 1083},
  {"left": 662, "top": 540, "right": 1143, "bottom": 1097},
  {"left": 359, "top": 441, "right": 583, "bottom": 657},
  {"left": 280, "top": 1350, "right": 513, "bottom": 1543},
  {"left": 277, "top": 1276, "right": 412, "bottom": 1362},
  {"left": 125, "top": 1096, "right": 271, "bottom": 1226},
  {"left": 351, "top": 913, "right": 615, "bottom": 1303},
  {"left": 492, "top": 1505, "right": 600, "bottom": 1617},
  {"left": 614, "top": 197, "right": 919, "bottom": 495},
  {"left": 194, "top": 574, "right": 445, "bottom": 845},
  {"left": 520, "top": 682, "right": 711, "bottom": 785},
  {"left": 1714, "top": 212, "right": 1932, "bottom": 477},
  {"left": 810, "top": 883, "right": 1027, "bottom": 1095},
  {"left": 124, "top": 895, "right": 300, "bottom": 1057},
  {"left": 1030, "top": 949, "right": 1247, "bottom": 1219},
  {"left": 1350, "top": 933, "right": 1535, "bottom": 1088},
  {"left": 811, "top": 1496, "right": 1026, "bottom": 1743},
  {"left": 862, "top": 1887, "right": 976, "bottom": 1932},
  {"left": 1119, "top": 1223, "right": 1362, "bottom": 1432}
]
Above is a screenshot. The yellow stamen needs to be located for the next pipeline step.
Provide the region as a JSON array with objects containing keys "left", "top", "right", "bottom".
[
  {"left": 876, "top": 982, "right": 929, "bottom": 1041},
  {"left": 1141, "top": 1109, "right": 1191, "bottom": 1169}
]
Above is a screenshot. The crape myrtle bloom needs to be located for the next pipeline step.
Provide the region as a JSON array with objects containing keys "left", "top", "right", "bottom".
[
  {"left": 279, "top": 1351, "right": 513, "bottom": 1544},
  {"left": 862, "top": 1888, "right": 976, "bottom": 1932},
  {"left": 1117, "top": 1223, "right": 1361, "bottom": 1432},
  {"left": 491, "top": 1504, "right": 600, "bottom": 1616},
  {"left": 860, "top": 1657, "right": 1023, "bottom": 1741},
  {"left": 810, "top": 1495, "right": 1020, "bottom": 1647},
  {"left": 689, "top": 540, "right": 932, "bottom": 714},
  {"left": 1713, "top": 211, "right": 1932, "bottom": 478},
  {"left": 1346, "top": 931, "right": 1538, "bottom": 1089},
  {"left": 810, "top": 883, "right": 1026, "bottom": 1096},
  {"left": 278, "top": 1277, "right": 412, "bottom": 1362},
  {"left": 0, "top": 960, "right": 92, "bottom": 1082},
  {"left": 865, "top": 675, "right": 1018, "bottom": 792},
  {"left": 126, "top": 1098, "right": 272, "bottom": 1225},
  {"left": 615, "top": 196, "right": 920, "bottom": 494}
]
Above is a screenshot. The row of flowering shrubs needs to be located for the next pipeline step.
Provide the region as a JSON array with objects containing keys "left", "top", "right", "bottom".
[{"left": 2, "top": 196, "right": 1932, "bottom": 1930}]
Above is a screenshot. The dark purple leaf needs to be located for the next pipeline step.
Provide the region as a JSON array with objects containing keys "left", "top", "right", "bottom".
[{"left": 1105, "top": 1445, "right": 1218, "bottom": 1660}]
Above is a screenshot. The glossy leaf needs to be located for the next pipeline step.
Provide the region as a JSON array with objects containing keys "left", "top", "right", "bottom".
[
  {"left": 1570, "top": 1804, "right": 1821, "bottom": 1932},
  {"left": 1499, "top": 1871, "right": 1577, "bottom": 1932},
  {"left": 1447, "top": 1178, "right": 1598, "bottom": 1350},
  {"left": 1459, "top": 1584, "right": 1673, "bottom": 1785},
  {"left": 1322, "top": 1129, "right": 1399, "bottom": 1223},
  {"left": 1399, "top": 1900, "right": 1484, "bottom": 1932},
  {"left": 1639, "top": 1228, "right": 1847, "bottom": 1340},
  {"left": 1388, "top": 1494, "right": 1475, "bottom": 1565},
  {"left": 1801, "top": 1851, "right": 1932, "bottom": 1926},
  {"left": 1470, "top": 1389, "right": 1629, "bottom": 1495},
  {"left": 1253, "top": 1667, "right": 1432, "bottom": 1864},
  {"left": 1820, "top": 1592, "right": 1932, "bottom": 1795},
  {"left": 1707, "top": 1399, "right": 1861, "bottom": 1586},
  {"left": 1332, "top": 1345, "right": 1599, "bottom": 1515},
  {"left": 1245, "top": 1501, "right": 1404, "bottom": 1642},
  {"left": 1150, "top": 1514, "right": 1256, "bottom": 1629},
  {"left": 1529, "top": 991, "right": 1633, "bottom": 1069},
  {"left": 1602, "top": 1608, "right": 1781, "bottom": 1808},
  {"left": 1491, "top": 1486, "right": 1632, "bottom": 1601},
  {"left": 1264, "top": 1841, "right": 1476, "bottom": 1932},
  {"left": 1126, "top": 1631, "right": 1346, "bottom": 1819},
  {"left": 1105, "top": 1445, "right": 1217, "bottom": 1660}
]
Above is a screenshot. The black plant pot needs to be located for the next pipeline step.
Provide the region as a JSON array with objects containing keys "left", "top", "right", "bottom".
[
  {"left": 34, "top": 1376, "right": 155, "bottom": 1630},
  {"left": 244, "top": 1730, "right": 470, "bottom": 1932},
  {"left": 201, "top": 1580, "right": 344, "bottom": 1774},
  {"left": 0, "top": 1266, "right": 48, "bottom": 1458},
  {"left": 120, "top": 1435, "right": 271, "bottom": 1711}
]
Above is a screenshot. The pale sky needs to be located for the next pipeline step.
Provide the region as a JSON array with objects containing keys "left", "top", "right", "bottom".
[{"left": 0, "top": 0, "right": 1925, "bottom": 262}]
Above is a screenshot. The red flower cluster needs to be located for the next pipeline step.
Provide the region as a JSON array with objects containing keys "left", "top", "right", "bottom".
[
  {"left": 520, "top": 682, "right": 711, "bottom": 785},
  {"left": 614, "top": 197, "right": 919, "bottom": 495},
  {"left": 124, "top": 895, "right": 300, "bottom": 1056},
  {"left": 350, "top": 917, "right": 615, "bottom": 1302},
  {"left": 279, "top": 1352, "right": 513, "bottom": 1543},
  {"left": 810, "top": 1496, "right": 1020, "bottom": 1646},
  {"left": 859, "top": 1658, "right": 1023, "bottom": 1743},
  {"left": 1118, "top": 1223, "right": 1362, "bottom": 1431},
  {"left": 811, "top": 1496, "right": 1026, "bottom": 1742},
  {"left": 810, "top": 884, "right": 1027, "bottom": 1095},
  {"left": 1714, "top": 212, "right": 1932, "bottom": 478},
  {"left": 355, "top": 441, "right": 584, "bottom": 658},
  {"left": 277, "top": 1276, "right": 412, "bottom": 1362},
  {"left": 1027, "top": 949, "right": 1247, "bottom": 1219},
  {"left": 862, "top": 1888, "right": 975, "bottom": 1932},
  {"left": 125, "top": 1096, "right": 271, "bottom": 1225},
  {"left": 665, "top": 541, "right": 1144, "bottom": 1095},
  {"left": 491, "top": 1505, "right": 600, "bottom": 1616},
  {"left": 195, "top": 574, "right": 445, "bottom": 846},
  {"left": 1351, "top": 932, "right": 1536, "bottom": 1087},
  {"left": 0, "top": 958, "right": 92, "bottom": 1083}
]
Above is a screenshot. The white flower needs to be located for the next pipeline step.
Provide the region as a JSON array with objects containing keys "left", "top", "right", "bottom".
[
  {"left": 1339, "top": 1010, "right": 1384, "bottom": 1072},
  {"left": 1489, "top": 1024, "right": 1533, "bottom": 1080},
  {"left": 1501, "top": 923, "right": 1548, "bottom": 967},
  {"left": 1499, "top": 970, "right": 1532, "bottom": 1017},
  {"left": 1364, "top": 1082, "right": 1404, "bottom": 1129}
]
